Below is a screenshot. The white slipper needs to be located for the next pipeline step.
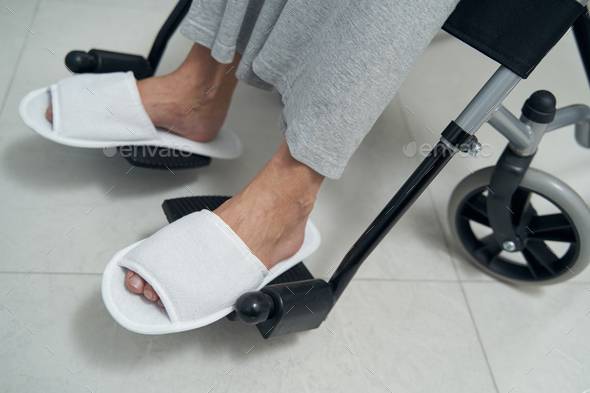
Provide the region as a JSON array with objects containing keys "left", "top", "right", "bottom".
[
  {"left": 101, "top": 209, "right": 321, "bottom": 335},
  {"left": 18, "top": 71, "right": 242, "bottom": 159}
]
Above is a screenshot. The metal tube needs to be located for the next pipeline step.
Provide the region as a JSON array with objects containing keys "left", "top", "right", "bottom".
[
  {"left": 514, "top": 117, "right": 550, "bottom": 156},
  {"left": 488, "top": 104, "right": 590, "bottom": 155},
  {"left": 488, "top": 105, "right": 532, "bottom": 151},
  {"left": 455, "top": 66, "right": 522, "bottom": 134},
  {"left": 545, "top": 105, "right": 590, "bottom": 148},
  {"left": 329, "top": 140, "right": 459, "bottom": 302},
  {"left": 146, "top": 0, "right": 192, "bottom": 76},
  {"left": 546, "top": 104, "right": 590, "bottom": 132}
]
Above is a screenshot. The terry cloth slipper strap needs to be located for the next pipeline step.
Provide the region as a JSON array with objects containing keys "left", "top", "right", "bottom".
[
  {"left": 117, "top": 210, "right": 269, "bottom": 324},
  {"left": 19, "top": 74, "right": 243, "bottom": 160},
  {"left": 50, "top": 71, "right": 158, "bottom": 142}
]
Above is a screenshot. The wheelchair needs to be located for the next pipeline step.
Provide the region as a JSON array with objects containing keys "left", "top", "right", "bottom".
[{"left": 64, "top": 0, "right": 590, "bottom": 338}]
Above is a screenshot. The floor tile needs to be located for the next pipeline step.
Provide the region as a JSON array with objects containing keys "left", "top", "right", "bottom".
[
  {"left": 0, "top": 0, "right": 40, "bottom": 110},
  {"left": 1, "top": 273, "right": 496, "bottom": 393},
  {"left": 44, "top": 0, "right": 179, "bottom": 11},
  {"left": 464, "top": 282, "right": 590, "bottom": 393}
]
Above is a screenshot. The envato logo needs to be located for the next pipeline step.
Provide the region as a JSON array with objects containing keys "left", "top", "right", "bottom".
[
  {"left": 102, "top": 144, "right": 194, "bottom": 158},
  {"left": 402, "top": 141, "right": 493, "bottom": 158}
]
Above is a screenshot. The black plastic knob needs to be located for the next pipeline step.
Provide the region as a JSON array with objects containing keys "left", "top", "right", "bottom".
[
  {"left": 521, "top": 90, "right": 556, "bottom": 124},
  {"left": 234, "top": 291, "right": 275, "bottom": 325},
  {"left": 65, "top": 50, "right": 96, "bottom": 73}
]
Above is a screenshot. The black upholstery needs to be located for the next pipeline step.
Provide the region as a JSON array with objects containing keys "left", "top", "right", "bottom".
[{"left": 443, "top": 0, "right": 585, "bottom": 78}]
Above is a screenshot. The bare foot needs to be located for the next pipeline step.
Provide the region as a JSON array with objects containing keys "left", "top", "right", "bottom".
[
  {"left": 125, "top": 140, "right": 325, "bottom": 307},
  {"left": 45, "top": 43, "right": 241, "bottom": 143}
]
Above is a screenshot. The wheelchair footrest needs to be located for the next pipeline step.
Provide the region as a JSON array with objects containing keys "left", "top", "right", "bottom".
[
  {"left": 235, "top": 279, "right": 334, "bottom": 339},
  {"left": 225, "top": 261, "right": 315, "bottom": 322},
  {"left": 268, "top": 262, "right": 314, "bottom": 285},
  {"left": 121, "top": 146, "right": 211, "bottom": 171},
  {"left": 162, "top": 196, "right": 231, "bottom": 223}
]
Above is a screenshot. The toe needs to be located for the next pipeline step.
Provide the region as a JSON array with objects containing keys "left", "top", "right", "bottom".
[
  {"left": 126, "top": 270, "right": 146, "bottom": 293},
  {"left": 157, "top": 299, "right": 164, "bottom": 307},
  {"left": 143, "top": 283, "right": 159, "bottom": 302},
  {"left": 45, "top": 106, "right": 53, "bottom": 123}
]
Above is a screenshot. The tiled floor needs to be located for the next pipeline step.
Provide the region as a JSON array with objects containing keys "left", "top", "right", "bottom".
[{"left": 1, "top": 1, "right": 589, "bottom": 392}]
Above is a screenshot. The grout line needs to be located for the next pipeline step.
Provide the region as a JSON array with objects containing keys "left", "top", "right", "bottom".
[
  {"left": 417, "top": 162, "right": 500, "bottom": 392},
  {"left": 0, "top": 271, "right": 103, "bottom": 276},
  {"left": 350, "top": 278, "right": 464, "bottom": 283},
  {"left": 41, "top": 0, "right": 177, "bottom": 13},
  {"left": 0, "top": 270, "right": 588, "bottom": 283},
  {"left": 446, "top": 239, "right": 501, "bottom": 393},
  {"left": 457, "top": 293, "right": 501, "bottom": 393},
  {"left": 395, "top": 93, "right": 438, "bottom": 145},
  {"left": 394, "top": 94, "right": 425, "bottom": 151},
  {"left": 0, "top": 0, "right": 42, "bottom": 115},
  {"left": 356, "top": 278, "right": 590, "bottom": 284},
  {"left": 3, "top": 270, "right": 589, "bottom": 284},
  {"left": 0, "top": 272, "right": 452, "bottom": 281},
  {"left": 0, "top": 271, "right": 492, "bottom": 282},
  {"left": 423, "top": 189, "right": 460, "bottom": 280}
]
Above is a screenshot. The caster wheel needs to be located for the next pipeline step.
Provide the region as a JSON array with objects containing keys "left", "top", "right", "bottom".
[{"left": 448, "top": 167, "right": 590, "bottom": 284}]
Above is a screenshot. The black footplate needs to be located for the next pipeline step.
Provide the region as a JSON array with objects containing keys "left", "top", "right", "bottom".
[
  {"left": 161, "top": 195, "right": 334, "bottom": 338},
  {"left": 120, "top": 146, "right": 211, "bottom": 170},
  {"left": 225, "top": 261, "right": 316, "bottom": 325},
  {"left": 268, "top": 261, "right": 314, "bottom": 285},
  {"left": 162, "top": 196, "right": 231, "bottom": 223}
]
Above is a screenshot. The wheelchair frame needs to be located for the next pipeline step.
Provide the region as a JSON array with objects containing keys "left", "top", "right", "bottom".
[{"left": 66, "top": 0, "right": 590, "bottom": 338}]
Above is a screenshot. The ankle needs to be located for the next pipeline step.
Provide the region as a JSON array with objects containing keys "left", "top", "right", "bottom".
[
  {"left": 262, "top": 141, "right": 324, "bottom": 215},
  {"left": 165, "top": 67, "right": 210, "bottom": 103},
  {"left": 172, "top": 44, "right": 242, "bottom": 105},
  {"left": 271, "top": 140, "right": 324, "bottom": 189}
]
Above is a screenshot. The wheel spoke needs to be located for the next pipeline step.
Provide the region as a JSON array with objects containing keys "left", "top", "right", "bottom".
[
  {"left": 473, "top": 234, "right": 502, "bottom": 265},
  {"left": 460, "top": 194, "right": 490, "bottom": 226},
  {"left": 522, "top": 241, "right": 558, "bottom": 278},
  {"left": 511, "top": 189, "right": 532, "bottom": 226},
  {"left": 527, "top": 214, "right": 576, "bottom": 243}
]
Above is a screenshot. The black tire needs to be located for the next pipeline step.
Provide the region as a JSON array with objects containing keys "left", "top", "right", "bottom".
[{"left": 448, "top": 167, "right": 590, "bottom": 284}]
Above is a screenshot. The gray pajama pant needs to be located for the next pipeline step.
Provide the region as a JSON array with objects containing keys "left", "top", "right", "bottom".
[{"left": 180, "top": 0, "right": 460, "bottom": 179}]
